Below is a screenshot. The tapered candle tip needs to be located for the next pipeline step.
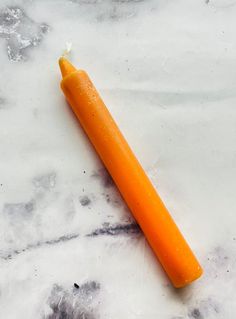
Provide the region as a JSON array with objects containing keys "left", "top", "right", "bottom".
[{"left": 59, "top": 57, "right": 76, "bottom": 78}]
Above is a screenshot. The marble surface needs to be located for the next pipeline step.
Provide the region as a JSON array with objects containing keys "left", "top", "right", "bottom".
[{"left": 0, "top": 0, "right": 236, "bottom": 318}]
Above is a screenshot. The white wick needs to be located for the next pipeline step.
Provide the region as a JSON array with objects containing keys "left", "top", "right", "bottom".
[{"left": 62, "top": 42, "right": 72, "bottom": 57}]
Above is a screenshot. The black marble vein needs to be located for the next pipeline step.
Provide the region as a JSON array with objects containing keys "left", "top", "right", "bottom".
[
  {"left": 87, "top": 222, "right": 141, "bottom": 237},
  {"left": 0, "top": 233, "right": 79, "bottom": 260},
  {"left": 0, "top": 222, "right": 141, "bottom": 261}
]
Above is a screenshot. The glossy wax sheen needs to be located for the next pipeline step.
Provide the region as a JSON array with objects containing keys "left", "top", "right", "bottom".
[{"left": 59, "top": 58, "right": 203, "bottom": 288}]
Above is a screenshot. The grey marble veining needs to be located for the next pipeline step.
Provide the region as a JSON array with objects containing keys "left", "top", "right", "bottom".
[
  {"left": 0, "top": 0, "right": 236, "bottom": 318},
  {"left": 0, "top": 6, "right": 49, "bottom": 61}
]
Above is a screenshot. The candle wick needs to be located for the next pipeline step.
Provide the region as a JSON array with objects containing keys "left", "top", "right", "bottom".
[{"left": 62, "top": 42, "right": 72, "bottom": 58}]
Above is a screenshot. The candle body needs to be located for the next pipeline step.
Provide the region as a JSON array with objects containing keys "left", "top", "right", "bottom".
[{"left": 60, "top": 63, "right": 202, "bottom": 288}]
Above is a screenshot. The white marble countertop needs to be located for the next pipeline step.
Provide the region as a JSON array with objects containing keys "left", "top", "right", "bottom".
[{"left": 0, "top": 0, "right": 236, "bottom": 318}]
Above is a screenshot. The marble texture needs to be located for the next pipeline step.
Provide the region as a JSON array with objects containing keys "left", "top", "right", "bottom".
[{"left": 0, "top": 0, "right": 236, "bottom": 318}]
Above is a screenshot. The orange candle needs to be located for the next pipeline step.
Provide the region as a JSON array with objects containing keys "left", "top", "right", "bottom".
[{"left": 59, "top": 57, "right": 203, "bottom": 288}]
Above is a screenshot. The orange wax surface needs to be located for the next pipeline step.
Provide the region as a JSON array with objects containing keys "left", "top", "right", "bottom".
[{"left": 59, "top": 57, "right": 203, "bottom": 288}]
